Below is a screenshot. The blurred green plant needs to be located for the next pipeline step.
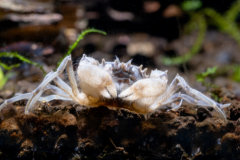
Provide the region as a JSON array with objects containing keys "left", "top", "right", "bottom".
[
  {"left": 57, "top": 28, "right": 107, "bottom": 67},
  {"left": 0, "top": 67, "right": 14, "bottom": 90},
  {"left": 181, "top": 0, "right": 202, "bottom": 11},
  {"left": 231, "top": 66, "right": 240, "bottom": 82},
  {"left": 162, "top": 13, "right": 206, "bottom": 65},
  {"left": 196, "top": 64, "right": 240, "bottom": 86},
  {"left": 216, "top": 64, "right": 240, "bottom": 82},
  {"left": 0, "top": 52, "right": 46, "bottom": 89},
  {"left": 196, "top": 66, "right": 218, "bottom": 85},
  {"left": 203, "top": 0, "right": 240, "bottom": 45},
  {"left": 0, "top": 52, "right": 46, "bottom": 74},
  {"left": 196, "top": 66, "right": 221, "bottom": 101},
  {"left": 163, "top": 0, "right": 240, "bottom": 66}
]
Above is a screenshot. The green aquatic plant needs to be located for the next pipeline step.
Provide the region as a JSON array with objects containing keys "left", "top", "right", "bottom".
[
  {"left": 0, "top": 52, "right": 46, "bottom": 89},
  {"left": 196, "top": 66, "right": 222, "bottom": 101},
  {"left": 231, "top": 66, "right": 240, "bottom": 82},
  {"left": 162, "top": 13, "right": 206, "bottom": 65},
  {"left": 57, "top": 28, "right": 107, "bottom": 67},
  {"left": 163, "top": 0, "right": 240, "bottom": 65},
  {"left": 195, "top": 64, "right": 240, "bottom": 101},
  {"left": 181, "top": 0, "right": 202, "bottom": 11},
  {"left": 196, "top": 66, "right": 218, "bottom": 84},
  {"left": 196, "top": 66, "right": 218, "bottom": 89},
  {"left": 0, "top": 67, "right": 14, "bottom": 90},
  {"left": 202, "top": 0, "right": 240, "bottom": 45},
  {"left": 196, "top": 64, "right": 240, "bottom": 87},
  {"left": 203, "top": 6, "right": 240, "bottom": 45},
  {"left": 0, "top": 52, "right": 46, "bottom": 74},
  {"left": 216, "top": 64, "right": 240, "bottom": 83}
]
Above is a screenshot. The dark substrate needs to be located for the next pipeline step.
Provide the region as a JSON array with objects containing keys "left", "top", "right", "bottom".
[{"left": 0, "top": 95, "right": 240, "bottom": 160}]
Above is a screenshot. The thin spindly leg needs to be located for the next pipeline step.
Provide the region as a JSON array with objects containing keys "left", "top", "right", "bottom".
[
  {"left": 0, "top": 93, "right": 73, "bottom": 112},
  {"left": 0, "top": 93, "right": 32, "bottom": 111},
  {"left": 150, "top": 75, "right": 181, "bottom": 111},
  {"left": 170, "top": 99, "right": 183, "bottom": 110},
  {"left": 65, "top": 56, "right": 80, "bottom": 98},
  {"left": 46, "top": 85, "right": 72, "bottom": 98},
  {"left": 0, "top": 71, "right": 54, "bottom": 112},
  {"left": 0, "top": 54, "right": 84, "bottom": 113},
  {"left": 150, "top": 74, "right": 230, "bottom": 122},
  {"left": 176, "top": 75, "right": 230, "bottom": 107},
  {"left": 24, "top": 55, "right": 72, "bottom": 114},
  {"left": 176, "top": 75, "right": 230, "bottom": 121},
  {"left": 0, "top": 85, "right": 75, "bottom": 112},
  {"left": 53, "top": 76, "right": 91, "bottom": 105},
  {"left": 16, "top": 84, "right": 73, "bottom": 101},
  {"left": 39, "top": 95, "right": 74, "bottom": 102},
  {"left": 161, "top": 93, "right": 210, "bottom": 107},
  {"left": 164, "top": 93, "right": 219, "bottom": 111}
]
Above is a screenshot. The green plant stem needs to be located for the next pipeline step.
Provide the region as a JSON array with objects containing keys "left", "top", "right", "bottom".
[
  {"left": 203, "top": 8, "right": 240, "bottom": 45},
  {"left": 0, "top": 62, "right": 20, "bottom": 70},
  {"left": 0, "top": 52, "right": 46, "bottom": 75},
  {"left": 162, "top": 14, "right": 206, "bottom": 65},
  {"left": 57, "top": 28, "right": 107, "bottom": 67},
  {"left": 0, "top": 69, "right": 14, "bottom": 90},
  {"left": 224, "top": 0, "right": 240, "bottom": 22},
  {"left": 215, "top": 64, "right": 240, "bottom": 82}
]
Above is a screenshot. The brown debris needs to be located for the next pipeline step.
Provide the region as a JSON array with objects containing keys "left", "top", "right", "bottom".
[{"left": 229, "top": 100, "right": 240, "bottom": 120}]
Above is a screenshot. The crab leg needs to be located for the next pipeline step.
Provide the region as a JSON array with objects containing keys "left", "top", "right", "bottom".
[
  {"left": 151, "top": 92, "right": 211, "bottom": 111},
  {"left": 150, "top": 75, "right": 230, "bottom": 121},
  {"left": 170, "top": 99, "right": 183, "bottom": 110},
  {"left": 53, "top": 76, "right": 90, "bottom": 104},
  {"left": 176, "top": 75, "right": 230, "bottom": 121},
  {"left": 65, "top": 56, "right": 81, "bottom": 98},
  {"left": 24, "top": 56, "right": 72, "bottom": 114},
  {"left": 161, "top": 93, "right": 210, "bottom": 107},
  {"left": 0, "top": 71, "right": 54, "bottom": 111},
  {"left": 46, "top": 85, "right": 72, "bottom": 98},
  {"left": 0, "top": 85, "right": 76, "bottom": 112},
  {"left": 0, "top": 93, "right": 31, "bottom": 111},
  {"left": 150, "top": 74, "right": 230, "bottom": 122},
  {"left": 39, "top": 95, "right": 73, "bottom": 102}
]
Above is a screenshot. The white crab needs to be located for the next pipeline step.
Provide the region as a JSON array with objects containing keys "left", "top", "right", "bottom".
[{"left": 0, "top": 55, "right": 230, "bottom": 122}]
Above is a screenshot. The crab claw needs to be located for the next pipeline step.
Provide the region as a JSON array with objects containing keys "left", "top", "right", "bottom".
[
  {"left": 78, "top": 63, "right": 117, "bottom": 99},
  {"left": 100, "top": 82, "right": 117, "bottom": 98},
  {"left": 118, "top": 78, "right": 167, "bottom": 101}
]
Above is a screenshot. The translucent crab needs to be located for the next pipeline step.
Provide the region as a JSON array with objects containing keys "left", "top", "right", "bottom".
[{"left": 0, "top": 55, "right": 230, "bottom": 122}]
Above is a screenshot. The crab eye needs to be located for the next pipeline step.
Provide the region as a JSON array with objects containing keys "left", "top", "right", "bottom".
[{"left": 80, "top": 55, "right": 99, "bottom": 66}]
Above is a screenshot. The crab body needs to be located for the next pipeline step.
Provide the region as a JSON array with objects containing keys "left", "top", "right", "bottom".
[
  {"left": 0, "top": 55, "right": 230, "bottom": 122},
  {"left": 77, "top": 55, "right": 168, "bottom": 114}
]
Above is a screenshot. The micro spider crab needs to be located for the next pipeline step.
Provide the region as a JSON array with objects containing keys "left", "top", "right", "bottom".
[{"left": 0, "top": 54, "right": 230, "bottom": 122}]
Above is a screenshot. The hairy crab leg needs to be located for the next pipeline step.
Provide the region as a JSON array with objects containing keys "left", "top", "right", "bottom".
[
  {"left": 1, "top": 91, "right": 73, "bottom": 111},
  {"left": 46, "top": 85, "right": 72, "bottom": 98},
  {"left": 176, "top": 75, "right": 230, "bottom": 122},
  {"left": 0, "top": 71, "right": 54, "bottom": 112},
  {"left": 24, "top": 55, "right": 72, "bottom": 114},
  {"left": 170, "top": 99, "right": 183, "bottom": 110},
  {"left": 65, "top": 56, "right": 80, "bottom": 98},
  {"left": 150, "top": 75, "right": 230, "bottom": 122},
  {"left": 53, "top": 76, "right": 90, "bottom": 105},
  {"left": 0, "top": 93, "right": 73, "bottom": 112},
  {"left": 39, "top": 95, "right": 74, "bottom": 102},
  {"left": 0, "top": 81, "right": 73, "bottom": 112},
  {"left": 0, "top": 93, "right": 32, "bottom": 111},
  {"left": 162, "top": 93, "right": 211, "bottom": 107}
]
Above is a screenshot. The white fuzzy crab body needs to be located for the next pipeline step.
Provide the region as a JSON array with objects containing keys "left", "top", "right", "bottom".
[
  {"left": 77, "top": 55, "right": 167, "bottom": 114},
  {"left": 0, "top": 54, "right": 230, "bottom": 122}
]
